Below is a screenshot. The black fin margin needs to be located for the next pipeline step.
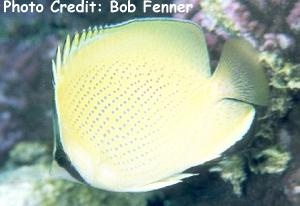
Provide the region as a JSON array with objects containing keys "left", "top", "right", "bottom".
[{"left": 52, "top": 91, "right": 87, "bottom": 184}]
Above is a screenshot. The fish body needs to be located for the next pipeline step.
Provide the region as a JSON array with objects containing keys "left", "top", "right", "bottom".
[{"left": 52, "top": 18, "right": 268, "bottom": 192}]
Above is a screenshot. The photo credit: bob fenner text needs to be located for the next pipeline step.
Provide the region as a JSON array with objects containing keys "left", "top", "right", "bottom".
[{"left": 2, "top": 0, "right": 194, "bottom": 14}]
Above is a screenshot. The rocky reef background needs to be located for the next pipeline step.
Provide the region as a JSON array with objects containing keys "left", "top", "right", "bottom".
[{"left": 0, "top": 0, "right": 299, "bottom": 205}]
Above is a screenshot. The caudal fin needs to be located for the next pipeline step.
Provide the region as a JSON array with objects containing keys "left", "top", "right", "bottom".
[{"left": 211, "top": 39, "right": 269, "bottom": 106}]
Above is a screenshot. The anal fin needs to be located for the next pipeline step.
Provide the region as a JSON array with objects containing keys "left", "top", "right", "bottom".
[
  {"left": 126, "top": 173, "right": 196, "bottom": 192},
  {"left": 190, "top": 99, "right": 255, "bottom": 167}
]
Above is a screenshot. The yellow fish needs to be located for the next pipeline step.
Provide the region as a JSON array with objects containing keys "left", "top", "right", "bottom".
[{"left": 51, "top": 18, "right": 268, "bottom": 192}]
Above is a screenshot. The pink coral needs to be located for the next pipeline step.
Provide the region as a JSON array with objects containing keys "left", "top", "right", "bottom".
[
  {"left": 173, "top": 0, "right": 201, "bottom": 19},
  {"left": 287, "top": 0, "right": 300, "bottom": 32},
  {"left": 261, "top": 33, "right": 295, "bottom": 51},
  {"left": 221, "top": 0, "right": 265, "bottom": 37},
  {"left": 172, "top": 0, "right": 298, "bottom": 55}
]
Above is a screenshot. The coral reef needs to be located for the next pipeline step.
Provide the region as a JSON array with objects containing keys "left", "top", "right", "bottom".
[
  {"left": 248, "top": 147, "right": 291, "bottom": 174},
  {"left": 287, "top": 0, "right": 300, "bottom": 32},
  {"left": 284, "top": 168, "right": 300, "bottom": 205},
  {"left": 209, "top": 155, "right": 246, "bottom": 196},
  {"left": 173, "top": 0, "right": 300, "bottom": 204},
  {"left": 0, "top": 28, "right": 56, "bottom": 164},
  {"left": 7, "top": 142, "right": 51, "bottom": 167},
  {"left": 177, "top": 0, "right": 299, "bottom": 51}
]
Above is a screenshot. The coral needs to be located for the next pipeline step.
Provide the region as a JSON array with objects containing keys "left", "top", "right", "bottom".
[
  {"left": 287, "top": 0, "right": 300, "bottom": 32},
  {"left": 201, "top": 0, "right": 265, "bottom": 40},
  {"left": 209, "top": 155, "right": 246, "bottom": 196},
  {"left": 284, "top": 168, "right": 300, "bottom": 205},
  {"left": 8, "top": 142, "right": 51, "bottom": 166},
  {"left": 258, "top": 52, "right": 297, "bottom": 119},
  {"left": 173, "top": 0, "right": 300, "bottom": 199},
  {"left": 173, "top": 0, "right": 202, "bottom": 19},
  {"left": 260, "top": 33, "right": 295, "bottom": 51},
  {"left": 249, "top": 147, "right": 291, "bottom": 174},
  {"left": 175, "top": 0, "right": 299, "bottom": 52},
  {"left": 0, "top": 111, "right": 23, "bottom": 163},
  {"left": 209, "top": 147, "right": 291, "bottom": 196},
  {"left": 0, "top": 36, "right": 56, "bottom": 164}
]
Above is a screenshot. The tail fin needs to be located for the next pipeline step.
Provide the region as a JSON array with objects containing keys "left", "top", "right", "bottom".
[{"left": 211, "top": 39, "right": 269, "bottom": 106}]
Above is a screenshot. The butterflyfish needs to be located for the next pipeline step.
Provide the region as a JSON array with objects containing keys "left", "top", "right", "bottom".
[{"left": 51, "top": 18, "right": 269, "bottom": 192}]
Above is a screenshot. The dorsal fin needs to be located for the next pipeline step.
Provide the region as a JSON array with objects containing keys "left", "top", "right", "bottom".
[
  {"left": 52, "top": 26, "right": 103, "bottom": 84},
  {"left": 52, "top": 18, "right": 212, "bottom": 84}
]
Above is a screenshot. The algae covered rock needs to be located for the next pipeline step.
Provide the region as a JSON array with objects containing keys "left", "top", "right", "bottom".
[
  {"left": 8, "top": 142, "right": 50, "bottom": 165},
  {"left": 209, "top": 155, "right": 246, "bottom": 196},
  {"left": 0, "top": 164, "right": 156, "bottom": 206},
  {"left": 249, "top": 147, "right": 291, "bottom": 175}
]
